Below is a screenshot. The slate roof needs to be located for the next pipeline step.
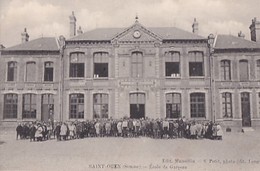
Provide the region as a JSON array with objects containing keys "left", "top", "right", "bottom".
[
  {"left": 69, "top": 27, "right": 206, "bottom": 41},
  {"left": 214, "top": 35, "right": 260, "bottom": 50},
  {"left": 4, "top": 37, "right": 59, "bottom": 51}
]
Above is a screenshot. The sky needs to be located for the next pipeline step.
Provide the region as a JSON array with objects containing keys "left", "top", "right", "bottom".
[{"left": 0, "top": 0, "right": 259, "bottom": 47}]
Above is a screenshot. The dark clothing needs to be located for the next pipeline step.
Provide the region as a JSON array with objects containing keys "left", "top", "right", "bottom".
[
  {"left": 29, "top": 126, "right": 36, "bottom": 141},
  {"left": 16, "top": 125, "right": 23, "bottom": 140},
  {"left": 55, "top": 125, "right": 61, "bottom": 141}
]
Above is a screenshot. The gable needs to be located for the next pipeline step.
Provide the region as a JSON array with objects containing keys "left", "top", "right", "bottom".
[{"left": 112, "top": 21, "right": 162, "bottom": 43}]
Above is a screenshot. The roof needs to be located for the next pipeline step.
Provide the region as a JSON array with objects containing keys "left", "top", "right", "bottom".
[
  {"left": 69, "top": 27, "right": 206, "bottom": 41},
  {"left": 70, "top": 28, "right": 124, "bottom": 41},
  {"left": 4, "top": 37, "right": 60, "bottom": 51},
  {"left": 214, "top": 35, "right": 260, "bottom": 50}
]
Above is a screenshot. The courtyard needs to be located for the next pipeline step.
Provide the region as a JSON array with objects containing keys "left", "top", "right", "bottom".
[{"left": 0, "top": 129, "right": 260, "bottom": 171}]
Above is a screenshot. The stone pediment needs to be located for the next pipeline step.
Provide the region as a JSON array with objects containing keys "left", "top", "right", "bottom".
[{"left": 112, "top": 21, "right": 162, "bottom": 44}]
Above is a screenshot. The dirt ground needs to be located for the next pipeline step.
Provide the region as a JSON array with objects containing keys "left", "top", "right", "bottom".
[{"left": 0, "top": 130, "right": 260, "bottom": 171}]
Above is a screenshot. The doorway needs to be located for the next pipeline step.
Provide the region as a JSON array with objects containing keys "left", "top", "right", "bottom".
[
  {"left": 129, "top": 93, "right": 145, "bottom": 119},
  {"left": 41, "top": 94, "right": 54, "bottom": 122},
  {"left": 241, "top": 92, "right": 251, "bottom": 127}
]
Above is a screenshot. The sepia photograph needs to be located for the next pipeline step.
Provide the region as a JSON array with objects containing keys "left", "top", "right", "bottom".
[{"left": 0, "top": 0, "right": 260, "bottom": 171}]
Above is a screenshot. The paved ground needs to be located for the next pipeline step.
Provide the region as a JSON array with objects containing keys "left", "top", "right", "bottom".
[{"left": 0, "top": 130, "right": 260, "bottom": 171}]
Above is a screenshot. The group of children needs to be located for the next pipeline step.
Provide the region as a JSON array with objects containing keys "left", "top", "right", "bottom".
[{"left": 16, "top": 117, "right": 224, "bottom": 141}]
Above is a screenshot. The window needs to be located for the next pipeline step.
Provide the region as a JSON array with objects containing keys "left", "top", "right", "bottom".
[
  {"left": 166, "top": 93, "right": 181, "bottom": 118},
  {"left": 93, "top": 52, "right": 109, "bottom": 78},
  {"left": 22, "top": 94, "right": 36, "bottom": 118},
  {"left": 44, "top": 62, "right": 54, "bottom": 81},
  {"left": 190, "top": 93, "right": 205, "bottom": 118},
  {"left": 222, "top": 92, "right": 233, "bottom": 118},
  {"left": 93, "top": 93, "right": 108, "bottom": 118},
  {"left": 69, "top": 52, "right": 85, "bottom": 77},
  {"left": 26, "top": 62, "right": 36, "bottom": 82},
  {"left": 239, "top": 60, "right": 249, "bottom": 81},
  {"left": 165, "top": 51, "right": 180, "bottom": 77},
  {"left": 221, "top": 60, "right": 231, "bottom": 81},
  {"left": 131, "top": 51, "right": 143, "bottom": 78},
  {"left": 42, "top": 94, "right": 54, "bottom": 121},
  {"left": 69, "top": 94, "right": 84, "bottom": 119},
  {"left": 3, "top": 94, "right": 18, "bottom": 119},
  {"left": 257, "top": 60, "right": 260, "bottom": 79},
  {"left": 189, "top": 51, "right": 204, "bottom": 76},
  {"left": 7, "top": 61, "right": 17, "bottom": 81}
]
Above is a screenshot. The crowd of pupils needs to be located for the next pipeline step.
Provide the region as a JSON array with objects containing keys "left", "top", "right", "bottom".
[{"left": 16, "top": 117, "right": 224, "bottom": 141}]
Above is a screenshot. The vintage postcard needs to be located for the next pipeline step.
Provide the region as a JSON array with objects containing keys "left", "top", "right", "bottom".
[{"left": 0, "top": 0, "right": 260, "bottom": 171}]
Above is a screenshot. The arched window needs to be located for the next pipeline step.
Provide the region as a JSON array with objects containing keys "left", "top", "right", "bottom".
[
  {"left": 93, "top": 52, "right": 109, "bottom": 78},
  {"left": 165, "top": 51, "right": 180, "bottom": 77},
  {"left": 131, "top": 51, "right": 143, "bottom": 78},
  {"left": 239, "top": 60, "right": 249, "bottom": 81},
  {"left": 166, "top": 93, "right": 181, "bottom": 118},
  {"left": 22, "top": 94, "right": 37, "bottom": 118},
  {"left": 26, "top": 62, "right": 36, "bottom": 82},
  {"left": 4, "top": 93, "right": 18, "bottom": 119},
  {"left": 190, "top": 93, "right": 205, "bottom": 118},
  {"left": 188, "top": 51, "right": 204, "bottom": 76},
  {"left": 69, "top": 94, "right": 84, "bottom": 119},
  {"left": 222, "top": 92, "right": 232, "bottom": 118},
  {"left": 69, "top": 52, "right": 85, "bottom": 78},
  {"left": 220, "top": 60, "right": 231, "bottom": 81},
  {"left": 44, "top": 62, "right": 54, "bottom": 81},
  {"left": 7, "top": 61, "right": 17, "bottom": 81},
  {"left": 93, "top": 93, "right": 108, "bottom": 118}
]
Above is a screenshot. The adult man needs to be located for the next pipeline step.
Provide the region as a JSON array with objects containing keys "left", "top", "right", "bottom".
[
  {"left": 54, "top": 122, "right": 61, "bottom": 141},
  {"left": 16, "top": 123, "right": 23, "bottom": 140},
  {"left": 162, "top": 119, "right": 169, "bottom": 138},
  {"left": 117, "top": 120, "right": 122, "bottom": 137},
  {"left": 29, "top": 123, "right": 36, "bottom": 142},
  {"left": 105, "top": 120, "right": 111, "bottom": 137},
  {"left": 122, "top": 119, "right": 128, "bottom": 137}
]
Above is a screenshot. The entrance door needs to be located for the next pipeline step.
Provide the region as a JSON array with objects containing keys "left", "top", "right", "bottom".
[
  {"left": 241, "top": 92, "right": 251, "bottom": 127},
  {"left": 130, "top": 104, "right": 145, "bottom": 119},
  {"left": 129, "top": 93, "right": 145, "bottom": 119}
]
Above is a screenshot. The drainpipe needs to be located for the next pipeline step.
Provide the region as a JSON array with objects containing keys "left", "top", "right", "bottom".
[{"left": 208, "top": 34, "right": 215, "bottom": 122}]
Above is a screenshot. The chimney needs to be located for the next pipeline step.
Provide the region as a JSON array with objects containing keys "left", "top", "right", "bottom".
[
  {"left": 192, "top": 18, "right": 199, "bottom": 34},
  {"left": 238, "top": 31, "right": 245, "bottom": 39},
  {"left": 21, "top": 28, "right": 29, "bottom": 43},
  {"left": 249, "top": 17, "right": 260, "bottom": 42},
  {"left": 0, "top": 44, "right": 5, "bottom": 50},
  {"left": 77, "top": 26, "right": 83, "bottom": 35},
  {"left": 59, "top": 35, "right": 66, "bottom": 47},
  {"left": 69, "top": 11, "right": 77, "bottom": 37}
]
